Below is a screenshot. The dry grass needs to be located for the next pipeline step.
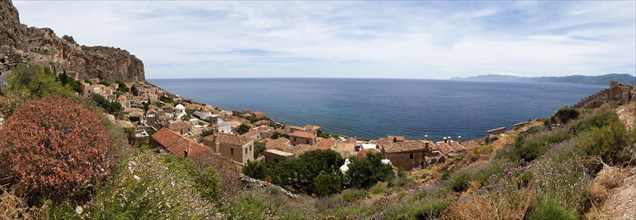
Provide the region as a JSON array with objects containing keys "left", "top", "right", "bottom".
[
  {"left": 0, "top": 188, "right": 49, "bottom": 220},
  {"left": 587, "top": 165, "right": 625, "bottom": 205},
  {"left": 443, "top": 188, "right": 533, "bottom": 220}
]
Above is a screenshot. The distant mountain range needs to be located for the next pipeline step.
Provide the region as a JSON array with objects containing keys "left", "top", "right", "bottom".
[{"left": 451, "top": 74, "right": 636, "bottom": 86}]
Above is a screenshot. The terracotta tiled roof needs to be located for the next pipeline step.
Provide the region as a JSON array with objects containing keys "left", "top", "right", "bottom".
[
  {"left": 168, "top": 121, "right": 192, "bottom": 130},
  {"left": 460, "top": 141, "right": 481, "bottom": 151},
  {"left": 253, "top": 120, "right": 270, "bottom": 126},
  {"left": 381, "top": 141, "right": 429, "bottom": 153},
  {"left": 317, "top": 139, "right": 336, "bottom": 150},
  {"left": 304, "top": 125, "right": 321, "bottom": 131},
  {"left": 265, "top": 149, "right": 293, "bottom": 157},
  {"left": 357, "top": 148, "right": 380, "bottom": 157},
  {"left": 387, "top": 136, "right": 406, "bottom": 142},
  {"left": 289, "top": 144, "right": 316, "bottom": 155},
  {"left": 215, "top": 133, "right": 252, "bottom": 146},
  {"left": 241, "top": 130, "right": 260, "bottom": 138},
  {"left": 290, "top": 130, "right": 316, "bottom": 139},
  {"left": 265, "top": 138, "right": 291, "bottom": 151},
  {"left": 253, "top": 111, "right": 265, "bottom": 117},
  {"left": 151, "top": 128, "right": 211, "bottom": 158}
]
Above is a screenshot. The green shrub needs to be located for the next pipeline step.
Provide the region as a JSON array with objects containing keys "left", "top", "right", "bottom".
[
  {"left": 369, "top": 182, "right": 387, "bottom": 195},
  {"left": 195, "top": 167, "right": 221, "bottom": 202},
  {"left": 527, "top": 198, "right": 579, "bottom": 220},
  {"left": 576, "top": 121, "right": 630, "bottom": 165},
  {"left": 449, "top": 173, "right": 471, "bottom": 192},
  {"left": 243, "top": 161, "right": 268, "bottom": 180},
  {"left": 313, "top": 172, "right": 342, "bottom": 197},
  {"left": 547, "top": 107, "right": 580, "bottom": 125},
  {"left": 512, "top": 129, "right": 572, "bottom": 162},
  {"left": 346, "top": 152, "right": 394, "bottom": 189},
  {"left": 228, "top": 193, "right": 265, "bottom": 219},
  {"left": 254, "top": 142, "right": 266, "bottom": 157},
  {"left": 413, "top": 200, "right": 448, "bottom": 219},
  {"left": 569, "top": 109, "right": 618, "bottom": 135},
  {"left": 341, "top": 189, "right": 369, "bottom": 203}
]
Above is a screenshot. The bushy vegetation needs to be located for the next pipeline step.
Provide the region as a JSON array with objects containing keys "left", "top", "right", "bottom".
[
  {"left": 244, "top": 150, "right": 394, "bottom": 196},
  {"left": 545, "top": 106, "right": 580, "bottom": 126},
  {"left": 1, "top": 64, "right": 74, "bottom": 115},
  {"left": 0, "top": 96, "right": 111, "bottom": 202},
  {"left": 237, "top": 124, "right": 250, "bottom": 134},
  {"left": 345, "top": 152, "right": 394, "bottom": 189},
  {"left": 254, "top": 141, "right": 266, "bottom": 157},
  {"left": 90, "top": 93, "right": 123, "bottom": 116},
  {"left": 159, "top": 95, "right": 174, "bottom": 103}
]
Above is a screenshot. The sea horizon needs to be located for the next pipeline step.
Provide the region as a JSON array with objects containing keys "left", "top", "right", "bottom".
[{"left": 149, "top": 78, "right": 604, "bottom": 141}]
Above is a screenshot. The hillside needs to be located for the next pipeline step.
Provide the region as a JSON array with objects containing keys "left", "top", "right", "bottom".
[
  {"left": 452, "top": 73, "right": 636, "bottom": 86},
  {"left": 0, "top": 0, "right": 144, "bottom": 82}
]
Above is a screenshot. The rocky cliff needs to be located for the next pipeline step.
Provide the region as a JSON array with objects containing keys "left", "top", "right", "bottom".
[{"left": 0, "top": 0, "right": 144, "bottom": 82}]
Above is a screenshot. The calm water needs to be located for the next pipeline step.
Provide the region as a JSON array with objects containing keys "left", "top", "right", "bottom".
[{"left": 149, "top": 78, "right": 603, "bottom": 141}]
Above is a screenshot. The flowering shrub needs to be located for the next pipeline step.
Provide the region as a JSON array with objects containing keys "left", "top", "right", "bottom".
[{"left": 0, "top": 96, "right": 110, "bottom": 200}]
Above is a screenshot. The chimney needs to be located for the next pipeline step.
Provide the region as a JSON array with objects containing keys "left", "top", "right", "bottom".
[
  {"left": 447, "top": 136, "right": 452, "bottom": 143},
  {"left": 425, "top": 142, "right": 430, "bottom": 151},
  {"left": 424, "top": 135, "right": 429, "bottom": 141},
  {"left": 184, "top": 149, "right": 189, "bottom": 158},
  {"left": 457, "top": 136, "right": 462, "bottom": 143},
  {"left": 442, "top": 137, "right": 447, "bottom": 143}
]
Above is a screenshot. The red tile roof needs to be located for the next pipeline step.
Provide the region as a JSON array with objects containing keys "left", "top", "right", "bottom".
[
  {"left": 289, "top": 130, "right": 316, "bottom": 139},
  {"left": 168, "top": 121, "right": 192, "bottom": 130},
  {"left": 214, "top": 133, "right": 252, "bottom": 146},
  {"left": 151, "top": 128, "right": 211, "bottom": 158},
  {"left": 381, "top": 141, "right": 429, "bottom": 153},
  {"left": 289, "top": 144, "right": 316, "bottom": 155},
  {"left": 265, "top": 138, "right": 291, "bottom": 151},
  {"left": 241, "top": 130, "right": 260, "bottom": 138},
  {"left": 316, "top": 139, "right": 336, "bottom": 150},
  {"left": 460, "top": 140, "right": 481, "bottom": 151}
]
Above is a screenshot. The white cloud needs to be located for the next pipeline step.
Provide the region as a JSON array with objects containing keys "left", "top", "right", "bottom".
[{"left": 12, "top": 1, "right": 636, "bottom": 79}]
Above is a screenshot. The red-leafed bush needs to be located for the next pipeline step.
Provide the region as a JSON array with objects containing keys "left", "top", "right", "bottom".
[{"left": 0, "top": 96, "right": 110, "bottom": 200}]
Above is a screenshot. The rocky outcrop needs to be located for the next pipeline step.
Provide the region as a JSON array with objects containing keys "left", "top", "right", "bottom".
[{"left": 0, "top": 0, "right": 144, "bottom": 82}]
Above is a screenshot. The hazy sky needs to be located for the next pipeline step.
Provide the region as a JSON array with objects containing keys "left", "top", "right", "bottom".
[{"left": 13, "top": 1, "right": 636, "bottom": 79}]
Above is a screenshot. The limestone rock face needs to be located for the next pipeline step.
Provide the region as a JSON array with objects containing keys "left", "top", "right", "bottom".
[{"left": 0, "top": 0, "right": 145, "bottom": 82}]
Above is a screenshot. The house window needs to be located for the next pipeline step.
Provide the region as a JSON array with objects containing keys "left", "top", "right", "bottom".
[
  {"left": 245, "top": 148, "right": 247, "bottom": 155},
  {"left": 410, "top": 154, "right": 413, "bottom": 159},
  {"left": 306, "top": 139, "right": 309, "bottom": 144},
  {"left": 230, "top": 148, "right": 234, "bottom": 155},
  {"left": 250, "top": 145, "right": 252, "bottom": 151}
]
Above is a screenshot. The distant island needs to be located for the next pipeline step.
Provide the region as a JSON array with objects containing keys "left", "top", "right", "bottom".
[{"left": 451, "top": 73, "right": 636, "bottom": 86}]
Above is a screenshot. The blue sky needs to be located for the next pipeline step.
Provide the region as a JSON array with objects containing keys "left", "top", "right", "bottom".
[{"left": 14, "top": 1, "right": 636, "bottom": 79}]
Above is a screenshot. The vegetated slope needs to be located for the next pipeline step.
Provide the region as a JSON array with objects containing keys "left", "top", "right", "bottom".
[{"left": 0, "top": 0, "right": 144, "bottom": 82}]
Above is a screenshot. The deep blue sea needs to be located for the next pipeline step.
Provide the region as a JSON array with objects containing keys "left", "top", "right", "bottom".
[{"left": 149, "top": 78, "right": 604, "bottom": 141}]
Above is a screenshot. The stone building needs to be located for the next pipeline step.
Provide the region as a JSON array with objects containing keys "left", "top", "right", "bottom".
[{"left": 203, "top": 133, "right": 254, "bottom": 164}]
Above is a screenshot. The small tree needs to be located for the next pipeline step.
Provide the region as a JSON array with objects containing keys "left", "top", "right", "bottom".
[
  {"left": 346, "top": 152, "right": 394, "bottom": 189},
  {"left": 254, "top": 142, "right": 266, "bottom": 158},
  {"left": 243, "top": 161, "right": 268, "bottom": 180},
  {"left": 0, "top": 96, "right": 111, "bottom": 200},
  {"left": 62, "top": 35, "right": 77, "bottom": 44},
  {"left": 130, "top": 84, "right": 139, "bottom": 96},
  {"left": 313, "top": 171, "right": 342, "bottom": 197},
  {"left": 237, "top": 124, "right": 250, "bottom": 135}
]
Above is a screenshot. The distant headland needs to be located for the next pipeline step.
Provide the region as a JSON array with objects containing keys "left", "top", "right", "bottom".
[{"left": 451, "top": 73, "right": 636, "bottom": 86}]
